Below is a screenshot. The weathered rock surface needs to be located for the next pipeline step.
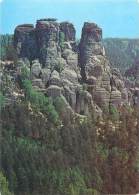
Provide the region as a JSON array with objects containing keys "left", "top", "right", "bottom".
[
  {"left": 60, "top": 22, "right": 76, "bottom": 41},
  {"left": 14, "top": 24, "right": 38, "bottom": 61},
  {"left": 31, "top": 59, "right": 42, "bottom": 78},
  {"left": 13, "top": 18, "right": 139, "bottom": 117}
]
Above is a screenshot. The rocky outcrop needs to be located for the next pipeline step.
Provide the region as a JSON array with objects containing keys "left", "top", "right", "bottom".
[
  {"left": 36, "top": 18, "right": 60, "bottom": 67},
  {"left": 14, "top": 24, "right": 38, "bottom": 61},
  {"left": 13, "top": 18, "right": 139, "bottom": 117},
  {"left": 79, "top": 23, "right": 104, "bottom": 80},
  {"left": 60, "top": 22, "right": 76, "bottom": 41},
  {"left": 31, "top": 59, "right": 42, "bottom": 78},
  {"left": 14, "top": 18, "right": 96, "bottom": 116}
]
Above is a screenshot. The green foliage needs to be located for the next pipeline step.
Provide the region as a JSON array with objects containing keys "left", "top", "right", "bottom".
[
  {"left": 0, "top": 92, "right": 5, "bottom": 110},
  {"left": 20, "top": 65, "right": 30, "bottom": 80},
  {"left": 109, "top": 104, "right": 119, "bottom": 121},
  {"left": 96, "top": 143, "right": 109, "bottom": 160},
  {"left": 1, "top": 128, "right": 97, "bottom": 195},
  {"left": 44, "top": 168, "right": 94, "bottom": 195},
  {"left": 23, "top": 79, "right": 59, "bottom": 123},
  {"left": 110, "top": 147, "right": 129, "bottom": 161},
  {"left": 96, "top": 108, "right": 139, "bottom": 194},
  {"left": 54, "top": 96, "right": 65, "bottom": 114},
  {"left": 0, "top": 172, "right": 13, "bottom": 195},
  {"left": 1, "top": 103, "right": 139, "bottom": 194}
]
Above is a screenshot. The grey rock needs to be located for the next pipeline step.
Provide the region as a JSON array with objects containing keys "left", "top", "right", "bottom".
[
  {"left": 41, "top": 68, "right": 51, "bottom": 84},
  {"left": 46, "top": 85, "right": 62, "bottom": 98},
  {"left": 32, "top": 79, "right": 45, "bottom": 89},
  {"left": 31, "top": 59, "right": 42, "bottom": 78},
  {"left": 50, "top": 70, "right": 61, "bottom": 86},
  {"left": 110, "top": 90, "right": 122, "bottom": 105},
  {"left": 61, "top": 68, "right": 78, "bottom": 85}
]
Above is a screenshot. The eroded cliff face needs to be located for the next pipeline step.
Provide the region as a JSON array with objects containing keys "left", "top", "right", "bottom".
[{"left": 12, "top": 18, "right": 139, "bottom": 116}]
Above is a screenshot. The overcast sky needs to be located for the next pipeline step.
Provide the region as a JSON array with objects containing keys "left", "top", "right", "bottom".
[{"left": 0, "top": 0, "right": 139, "bottom": 38}]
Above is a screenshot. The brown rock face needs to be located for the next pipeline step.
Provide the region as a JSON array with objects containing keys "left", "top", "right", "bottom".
[
  {"left": 14, "top": 19, "right": 76, "bottom": 68},
  {"left": 81, "top": 22, "right": 102, "bottom": 42},
  {"left": 14, "top": 24, "right": 38, "bottom": 61},
  {"left": 79, "top": 22, "right": 105, "bottom": 80},
  {"left": 36, "top": 18, "right": 60, "bottom": 66},
  {"left": 14, "top": 18, "right": 95, "bottom": 116},
  {"left": 60, "top": 22, "right": 76, "bottom": 41},
  {"left": 78, "top": 22, "right": 133, "bottom": 108}
]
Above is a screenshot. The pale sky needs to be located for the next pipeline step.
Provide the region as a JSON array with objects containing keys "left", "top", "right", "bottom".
[{"left": 0, "top": 0, "right": 139, "bottom": 38}]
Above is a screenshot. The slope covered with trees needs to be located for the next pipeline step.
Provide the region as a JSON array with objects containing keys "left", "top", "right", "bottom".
[
  {"left": 0, "top": 35, "right": 17, "bottom": 61},
  {"left": 103, "top": 38, "right": 139, "bottom": 73},
  {"left": 1, "top": 84, "right": 139, "bottom": 194}
]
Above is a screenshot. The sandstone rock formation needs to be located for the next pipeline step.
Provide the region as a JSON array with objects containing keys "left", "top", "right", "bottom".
[
  {"left": 79, "top": 22, "right": 127, "bottom": 108},
  {"left": 13, "top": 18, "right": 139, "bottom": 117},
  {"left": 14, "top": 24, "right": 38, "bottom": 61},
  {"left": 60, "top": 22, "right": 76, "bottom": 41}
]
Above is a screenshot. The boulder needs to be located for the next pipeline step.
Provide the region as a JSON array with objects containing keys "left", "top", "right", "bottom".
[
  {"left": 93, "top": 87, "right": 110, "bottom": 107},
  {"left": 41, "top": 68, "right": 51, "bottom": 84},
  {"left": 66, "top": 52, "right": 78, "bottom": 69},
  {"left": 50, "top": 70, "right": 61, "bottom": 86},
  {"left": 76, "top": 90, "right": 94, "bottom": 115},
  {"left": 31, "top": 59, "right": 42, "bottom": 78},
  {"left": 110, "top": 90, "right": 122, "bottom": 105},
  {"left": 32, "top": 79, "right": 45, "bottom": 89},
  {"left": 61, "top": 68, "right": 78, "bottom": 85},
  {"left": 46, "top": 85, "right": 62, "bottom": 98}
]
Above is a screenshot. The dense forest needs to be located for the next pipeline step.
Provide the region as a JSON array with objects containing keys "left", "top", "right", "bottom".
[
  {"left": 103, "top": 38, "right": 139, "bottom": 73},
  {"left": 1, "top": 76, "right": 139, "bottom": 195}
]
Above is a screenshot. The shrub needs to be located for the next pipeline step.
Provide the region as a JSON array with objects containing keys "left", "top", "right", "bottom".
[
  {"left": 23, "top": 79, "right": 59, "bottom": 123},
  {"left": 109, "top": 104, "right": 119, "bottom": 120},
  {"left": 0, "top": 92, "right": 5, "bottom": 110},
  {"left": 0, "top": 172, "right": 13, "bottom": 195},
  {"left": 54, "top": 96, "right": 65, "bottom": 114},
  {"left": 21, "top": 65, "right": 30, "bottom": 80}
]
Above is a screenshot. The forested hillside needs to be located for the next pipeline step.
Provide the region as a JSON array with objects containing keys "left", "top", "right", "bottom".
[
  {"left": 0, "top": 35, "right": 16, "bottom": 61},
  {"left": 103, "top": 38, "right": 139, "bottom": 73}
]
